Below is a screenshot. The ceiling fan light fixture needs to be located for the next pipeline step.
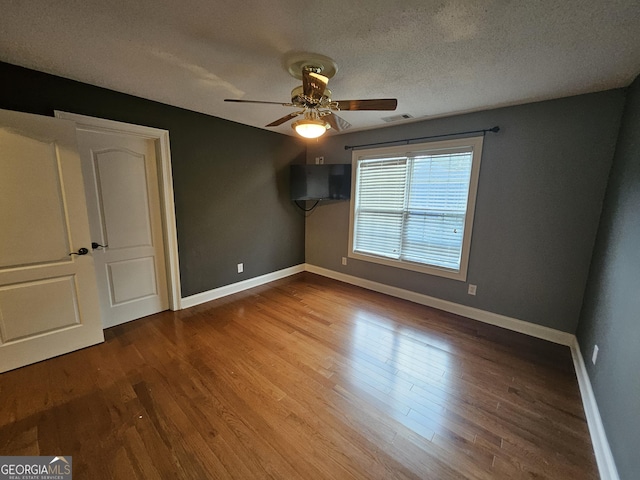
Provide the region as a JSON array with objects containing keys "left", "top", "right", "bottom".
[{"left": 292, "top": 118, "right": 329, "bottom": 138}]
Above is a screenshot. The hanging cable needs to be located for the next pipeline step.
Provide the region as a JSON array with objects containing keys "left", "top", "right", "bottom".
[
  {"left": 294, "top": 200, "right": 320, "bottom": 212},
  {"left": 344, "top": 126, "right": 500, "bottom": 151}
]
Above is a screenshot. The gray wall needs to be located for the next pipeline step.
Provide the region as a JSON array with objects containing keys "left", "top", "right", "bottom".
[
  {"left": 306, "top": 91, "right": 624, "bottom": 332},
  {"left": 577, "top": 76, "right": 640, "bottom": 480},
  {"left": 0, "top": 61, "right": 306, "bottom": 297}
]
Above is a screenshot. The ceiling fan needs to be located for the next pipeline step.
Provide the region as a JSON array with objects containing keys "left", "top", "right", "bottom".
[{"left": 225, "top": 54, "right": 398, "bottom": 139}]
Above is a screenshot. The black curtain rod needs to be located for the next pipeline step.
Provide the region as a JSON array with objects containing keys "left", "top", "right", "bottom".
[{"left": 344, "top": 126, "right": 500, "bottom": 151}]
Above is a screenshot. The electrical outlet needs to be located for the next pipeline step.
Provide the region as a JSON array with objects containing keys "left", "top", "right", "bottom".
[
  {"left": 237, "top": 263, "right": 244, "bottom": 274},
  {"left": 468, "top": 284, "right": 477, "bottom": 296},
  {"left": 315, "top": 156, "right": 324, "bottom": 165},
  {"left": 341, "top": 257, "right": 347, "bottom": 266},
  {"left": 592, "top": 344, "right": 599, "bottom": 365}
]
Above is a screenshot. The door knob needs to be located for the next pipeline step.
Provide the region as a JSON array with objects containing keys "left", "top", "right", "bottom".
[
  {"left": 91, "top": 242, "right": 108, "bottom": 250},
  {"left": 69, "top": 247, "right": 89, "bottom": 256}
]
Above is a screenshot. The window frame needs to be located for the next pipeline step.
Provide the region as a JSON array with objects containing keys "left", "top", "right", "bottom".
[{"left": 348, "top": 136, "right": 484, "bottom": 281}]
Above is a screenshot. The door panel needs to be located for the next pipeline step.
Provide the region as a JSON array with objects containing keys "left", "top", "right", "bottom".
[
  {"left": 94, "top": 148, "right": 153, "bottom": 249},
  {"left": 0, "top": 108, "right": 104, "bottom": 373},
  {"left": 0, "top": 276, "right": 80, "bottom": 342},
  {"left": 108, "top": 256, "right": 158, "bottom": 304},
  {"left": 0, "top": 130, "right": 70, "bottom": 267},
  {"left": 76, "top": 129, "right": 169, "bottom": 327}
]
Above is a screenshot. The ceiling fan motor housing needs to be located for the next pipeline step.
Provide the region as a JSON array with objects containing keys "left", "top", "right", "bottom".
[{"left": 290, "top": 85, "right": 332, "bottom": 108}]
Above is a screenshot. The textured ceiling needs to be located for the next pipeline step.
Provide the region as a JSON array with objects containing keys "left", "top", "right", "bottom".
[{"left": 1, "top": 0, "right": 639, "bottom": 136}]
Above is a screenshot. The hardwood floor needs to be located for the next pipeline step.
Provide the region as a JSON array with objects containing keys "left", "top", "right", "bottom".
[{"left": 0, "top": 273, "right": 598, "bottom": 479}]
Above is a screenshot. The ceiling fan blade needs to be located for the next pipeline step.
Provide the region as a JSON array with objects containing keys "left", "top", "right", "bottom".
[
  {"left": 302, "top": 69, "right": 329, "bottom": 101},
  {"left": 324, "top": 112, "right": 352, "bottom": 132},
  {"left": 265, "top": 112, "right": 301, "bottom": 127},
  {"left": 334, "top": 99, "right": 398, "bottom": 111},
  {"left": 225, "top": 99, "right": 293, "bottom": 106}
]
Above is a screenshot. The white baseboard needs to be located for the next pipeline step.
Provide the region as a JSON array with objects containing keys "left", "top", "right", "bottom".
[
  {"left": 180, "top": 262, "right": 570, "bottom": 345},
  {"left": 570, "top": 339, "right": 620, "bottom": 480},
  {"left": 177, "top": 261, "right": 619, "bottom": 479},
  {"left": 304, "top": 264, "right": 574, "bottom": 346},
  {"left": 180, "top": 264, "right": 305, "bottom": 309}
]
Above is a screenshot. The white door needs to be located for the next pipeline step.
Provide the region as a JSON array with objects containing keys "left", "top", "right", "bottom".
[
  {"left": 0, "top": 109, "right": 104, "bottom": 373},
  {"left": 73, "top": 126, "right": 169, "bottom": 328}
]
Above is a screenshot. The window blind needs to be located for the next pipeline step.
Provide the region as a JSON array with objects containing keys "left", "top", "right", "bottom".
[
  {"left": 353, "top": 150, "right": 473, "bottom": 272},
  {"left": 353, "top": 157, "right": 407, "bottom": 258}
]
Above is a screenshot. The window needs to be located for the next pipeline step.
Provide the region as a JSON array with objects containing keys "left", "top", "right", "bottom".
[{"left": 348, "top": 136, "right": 483, "bottom": 280}]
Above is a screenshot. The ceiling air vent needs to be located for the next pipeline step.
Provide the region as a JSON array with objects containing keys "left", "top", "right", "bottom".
[{"left": 381, "top": 113, "right": 413, "bottom": 123}]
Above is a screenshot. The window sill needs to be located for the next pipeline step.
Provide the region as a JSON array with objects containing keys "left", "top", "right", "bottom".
[{"left": 348, "top": 251, "right": 468, "bottom": 281}]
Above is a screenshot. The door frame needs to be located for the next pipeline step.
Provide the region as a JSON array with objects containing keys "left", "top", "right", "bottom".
[{"left": 55, "top": 111, "right": 182, "bottom": 312}]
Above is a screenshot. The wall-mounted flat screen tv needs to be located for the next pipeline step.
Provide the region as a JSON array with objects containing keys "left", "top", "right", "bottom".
[{"left": 290, "top": 164, "right": 352, "bottom": 201}]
